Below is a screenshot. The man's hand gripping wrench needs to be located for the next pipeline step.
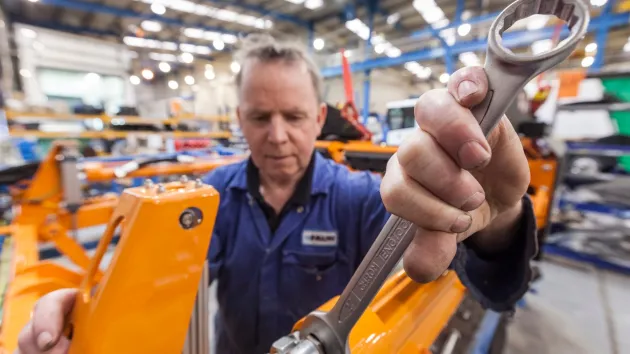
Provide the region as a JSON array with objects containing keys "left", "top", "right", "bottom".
[{"left": 271, "top": 1, "right": 589, "bottom": 353}]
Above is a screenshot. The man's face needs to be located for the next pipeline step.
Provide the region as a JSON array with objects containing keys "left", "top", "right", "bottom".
[{"left": 237, "top": 58, "right": 327, "bottom": 183}]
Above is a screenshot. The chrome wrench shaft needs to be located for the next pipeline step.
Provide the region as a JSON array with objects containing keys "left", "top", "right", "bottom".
[{"left": 278, "top": 1, "right": 589, "bottom": 353}]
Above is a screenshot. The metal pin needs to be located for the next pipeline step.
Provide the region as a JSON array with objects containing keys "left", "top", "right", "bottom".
[
  {"left": 157, "top": 184, "right": 166, "bottom": 194},
  {"left": 180, "top": 175, "right": 189, "bottom": 183},
  {"left": 195, "top": 178, "right": 203, "bottom": 188}
]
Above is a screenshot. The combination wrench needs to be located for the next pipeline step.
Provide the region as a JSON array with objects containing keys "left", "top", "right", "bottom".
[{"left": 271, "top": 0, "right": 589, "bottom": 353}]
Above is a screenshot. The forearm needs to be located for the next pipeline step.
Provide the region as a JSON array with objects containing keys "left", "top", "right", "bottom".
[{"left": 467, "top": 199, "right": 524, "bottom": 256}]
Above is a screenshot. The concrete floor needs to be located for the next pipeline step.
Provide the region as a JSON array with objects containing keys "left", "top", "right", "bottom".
[
  {"left": 505, "top": 258, "right": 630, "bottom": 354},
  {"left": 49, "top": 240, "right": 630, "bottom": 354}
]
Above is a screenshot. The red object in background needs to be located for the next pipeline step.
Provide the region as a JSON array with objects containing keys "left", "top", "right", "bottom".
[
  {"left": 338, "top": 49, "right": 372, "bottom": 141},
  {"left": 174, "top": 139, "right": 213, "bottom": 151}
]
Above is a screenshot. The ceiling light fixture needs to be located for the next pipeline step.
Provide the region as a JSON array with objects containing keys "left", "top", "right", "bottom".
[
  {"left": 168, "top": 80, "right": 179, "bottom": 90},
  {"left": 20, "top": 28, "right": 37, "bottom": 39},
  {"left": 150, "top": 3, "right": 166, "bottom": 15},
  {"left": 185, "top": 75, "right": 195, "bottom": 85},
  {"left": 581, "top": 56, "right": 594, "bottom": 67},
  {"left": 439, "top": 73, "right": 450, "bottom": 83},
  {"left": 231, "top": 61, "right": 241, "bottom": 74},
  {"left": 457, "top": 23, "right": 471, "bottom": 36},
  {"left": 313, "top": 38, "right": 325, "bottom": 51},
  {"left": 130, "top": 75, "right": 141, "bottom": 85},
  {"left": 585, "top": 42, "right": 597, "bottom": 54},
  {"left": 141, "top": 20, "right": 162, "bottom": 32},
  {"left": 213, "top": 39, "right": 225, "bottom": 51},
  {"left": 142, "top": 69, "right": 154, "bottom": 80},
  {"left": 159, "top": 62, "right": 171, "bottom": 73},
  {"left": 134, "top": 0, "right": 273, "bottom": 29},
  {"left": 180, "top": 52, "right": 194, "bottom": 64}
]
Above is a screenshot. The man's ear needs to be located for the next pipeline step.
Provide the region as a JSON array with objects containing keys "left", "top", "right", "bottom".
[{"left": 316, "top": 102, "right": 327, "bottom": 131}]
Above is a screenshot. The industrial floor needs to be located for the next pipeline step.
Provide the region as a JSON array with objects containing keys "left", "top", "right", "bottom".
[{"left": 50, "top": 243, "right": 629, "bottom": 354}]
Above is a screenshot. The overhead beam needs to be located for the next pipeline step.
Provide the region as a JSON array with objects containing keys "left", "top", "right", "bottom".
[
  {"left": 321, "top": 11, "right": 630, "bottom": 78},
  {"left": 37, "top": 0, "right": 241, "bottom": 35},
  {"left": 203, "top": 0, "right": 310, "bottom": 28}
]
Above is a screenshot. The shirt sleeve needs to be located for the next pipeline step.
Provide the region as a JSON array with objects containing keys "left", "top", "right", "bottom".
[
  {"left": 357, "top": 172, "right": 538, "bottom": 312},
  {"left": 450, "top": 194, "right": 538, "bottom": 312}
]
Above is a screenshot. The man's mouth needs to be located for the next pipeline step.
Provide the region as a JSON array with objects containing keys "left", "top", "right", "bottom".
[{"left": 267, "top": 155, "right": 290, "bottom": 160}]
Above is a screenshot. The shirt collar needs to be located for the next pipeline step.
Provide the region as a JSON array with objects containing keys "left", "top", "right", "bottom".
[
  {"left": 246, "top": 153, "right": 315, "bottom": 206},
  {"left": 228, "top": 151, "right": 333, "bottom": 198}
]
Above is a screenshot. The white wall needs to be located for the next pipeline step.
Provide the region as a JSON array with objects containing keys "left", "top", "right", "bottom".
[{"left": 14, "top": 24, "right": 136, "bottom": 109}]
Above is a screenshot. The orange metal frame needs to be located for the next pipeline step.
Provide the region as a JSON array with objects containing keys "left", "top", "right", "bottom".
[{"left": 0, "top": 142, "right": 243, "bottom": 353}]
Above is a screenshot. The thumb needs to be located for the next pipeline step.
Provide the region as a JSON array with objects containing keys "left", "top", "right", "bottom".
[
  {"left": 446, "top": 66, "right": 489, "bottom": 108},
  {"left": 31, "top": 289, "right": 77, "bottom": 351}
]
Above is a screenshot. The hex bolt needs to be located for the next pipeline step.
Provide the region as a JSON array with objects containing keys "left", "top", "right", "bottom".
[
  {"left": 180, "top": 175, "right": 189, "bottom": 183},
  {"left": 195, "top": 179, "right": 203, "bottom": 188},
  {"left": 157, "top": 185, "right": 166, "bottom": 194}
]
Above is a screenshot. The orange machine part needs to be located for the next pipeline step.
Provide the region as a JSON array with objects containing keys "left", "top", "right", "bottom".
[
  {"left": 293, "top": 271, "right": 466, "bottom": 353},
  {"left": 68, "top": 181, "right": 220, "bottom": 354}
]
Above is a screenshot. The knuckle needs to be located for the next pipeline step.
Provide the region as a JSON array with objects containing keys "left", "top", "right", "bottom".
[
  {"left": 380, "top": 177, "right": 406, "bottom": 213},
  {"left": 415, "top": 89, "right": 450, "bottom": 124},
  {"left": 17, "top": 323, "right": 33, "bottom": 349},
  {"left": 397, "top": 135, "right": 432, "bottom": 174}
]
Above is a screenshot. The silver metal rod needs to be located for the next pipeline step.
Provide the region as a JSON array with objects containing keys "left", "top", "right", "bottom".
[{"left": 182, "top": 261, "right": 210, "bottom": 354}]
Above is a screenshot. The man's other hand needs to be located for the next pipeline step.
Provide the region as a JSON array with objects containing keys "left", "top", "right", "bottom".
[
  {"left": 16, "top": 289, "right": 77, "bottom": 354},
  {"left": 381, "top": 66, "right": 530, "bottom": 283}
]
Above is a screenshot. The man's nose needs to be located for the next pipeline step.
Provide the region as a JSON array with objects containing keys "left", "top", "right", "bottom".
[{"left": 268, "top": 115, "right": 289, "bottom": 144}]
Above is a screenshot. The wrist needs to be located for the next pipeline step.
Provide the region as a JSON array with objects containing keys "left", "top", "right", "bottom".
[{"left": 468, "top": 200, "right": 524, "bottom": 255}]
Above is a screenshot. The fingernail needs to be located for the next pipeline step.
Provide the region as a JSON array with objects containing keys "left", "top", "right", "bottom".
[
  {"left": 458, "top": 141, "right": 491, "bottom": 169},
  {"left": 451, "top": 214, "right": 472, "bottom": 233},
  {"left": 461, "top": 191, "right": 485, "bottom": 211},
  {"left": 457, "top": 80, "right": 478, "bottom": 101},
  {"left": 37, "top": 331, "right": 53, "bottom": 350}
]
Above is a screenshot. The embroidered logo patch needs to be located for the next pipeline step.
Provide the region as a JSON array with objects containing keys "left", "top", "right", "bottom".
[{"left": 302, "top": 230, "right": 338, "bottom": 247}]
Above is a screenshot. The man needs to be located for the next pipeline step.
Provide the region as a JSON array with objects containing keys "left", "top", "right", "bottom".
[{"left": 16, "top": 34, "right": 536, "bottom": 354}]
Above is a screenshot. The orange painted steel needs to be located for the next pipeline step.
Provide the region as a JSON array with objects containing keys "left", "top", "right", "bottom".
[
  {"left": 0, "top": 142, "right": 241, "bottom": 353},
  {"left": 67, "top": 181, "right": 219, "bottom": 354},
  {"left": 293, "top": 270, "right": 466, "bottom": 353}
]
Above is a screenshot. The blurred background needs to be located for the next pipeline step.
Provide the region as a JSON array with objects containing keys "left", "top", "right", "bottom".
[{"left": 0, "top": 0, "right": 630, "bottom": 353}]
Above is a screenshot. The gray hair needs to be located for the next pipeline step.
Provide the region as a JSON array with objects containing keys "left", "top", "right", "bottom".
[{"left": 234, "top": 33, "right": 324, "bottom": 103}]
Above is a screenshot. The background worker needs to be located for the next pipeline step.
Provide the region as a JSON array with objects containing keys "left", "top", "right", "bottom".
[{"left": 16, "top": 34, "right": 536, "bottom": 354}]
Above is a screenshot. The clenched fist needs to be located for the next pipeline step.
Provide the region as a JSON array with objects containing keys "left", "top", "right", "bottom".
[{"left": 381, "top": 66, "right": 530, "bottom": 283}]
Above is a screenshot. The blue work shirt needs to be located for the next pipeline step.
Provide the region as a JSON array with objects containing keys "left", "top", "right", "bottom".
[{"left": 204, "top": 152, "right": 537, "bottom": 354}]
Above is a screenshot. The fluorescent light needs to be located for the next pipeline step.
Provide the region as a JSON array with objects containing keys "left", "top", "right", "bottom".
[
  {"left": 345, "top": 19, "right": 370, "bottom": 40},
  {"left": 19, "top": 69, "right": 32, "bottom": 78},
  {"left": 285, "top": 0, "right": 305, "bottom": 3},
  {"left": 123, "top": 36, "right": 181, "bottom": 51},
  {"left": 313, "top": 38, "right": 325, "bottom": 51},
  {"left": 585, "top": 42, "right": 597, "bottom": 54},
  {"left": 441, "top": 28, "right": 456, "bottom": 45},
  {"left": 374, "top": 43, "right": 386, "bottom": 54},
  {"left": 205, "top": 69, "right": 215, "bottom": 80},
  {"left": 385, "top": 47, "right": 401, "bottom": 58},
  {"left": 531, "top": 40, "right": 553, "bottom": 55},
  {"left": 130, "top": 75, "right": 141, "bottom": 85},
  {"left": 304, "top": 0, "right": 323, "bottom": 9},
  {"left": 141, "top": 20, "right": 162, "bottom": 32},
  {"left": 624, "top": 41, "right": 630, "bottom": 53},
  {"left": 149, "top": 52, "right": 178, "bottom": 62},
  {"left": 231, "top": 61, "right": 241, "bottom": 73},
  {"left": 581, "top": 56, "right": 594, "bottom": 67},
  {"left": 142, "top": 69, "right": 154, "bottom": 80},
  {"left": 457, "top": 23, "right": 471, "bottom": 36},
  {"left": 134, "top": 0, "right": 273, "bottom": 29},
  {"left": 168, "top": 80, "right": 179, "bottom": 90},
  {"left": 180, "top": 52, "right": 194, "bottom": 64},
  {"left": 526, "top": 15, "right": 548, "bottom": 30},
  {"left": 413, "top": 0, "right": 446, "bottom": 25},
  {"left": 151, "top": 3, "right": 166, "bottom": 15},
  {"left": 20, "top": 28, "right": 37, "bottom": 39},
  {"left": 439, "top": 73, "right": 450, "bottom": 83},
  {"left": 591, "top": 0, "right": 607, "bottom": 6},
  {"left": 213, "top": 40, "right": 225, "bottom": 51},
  {"left": 387, "top": 13, "right": 400, "bottom": 26},
  {"left": 183, "top": 28, "right": 238, "bottom": 46},
  {"left": 343, "top": 50, "right": 352, "bottom": 58},
  {"left": 27, "top": 0, "right": 39, "bottom": 2},
  {"left": 159, "top": 62, "right": 171, "bottom": 73},
  {"left": 185, "top": 75, "right": 195, "bottom": 85}
]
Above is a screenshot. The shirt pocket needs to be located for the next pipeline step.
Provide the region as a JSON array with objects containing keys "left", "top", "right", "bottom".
[{"left": 280, "top": 249, "right": 349, "bottom": 320}]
